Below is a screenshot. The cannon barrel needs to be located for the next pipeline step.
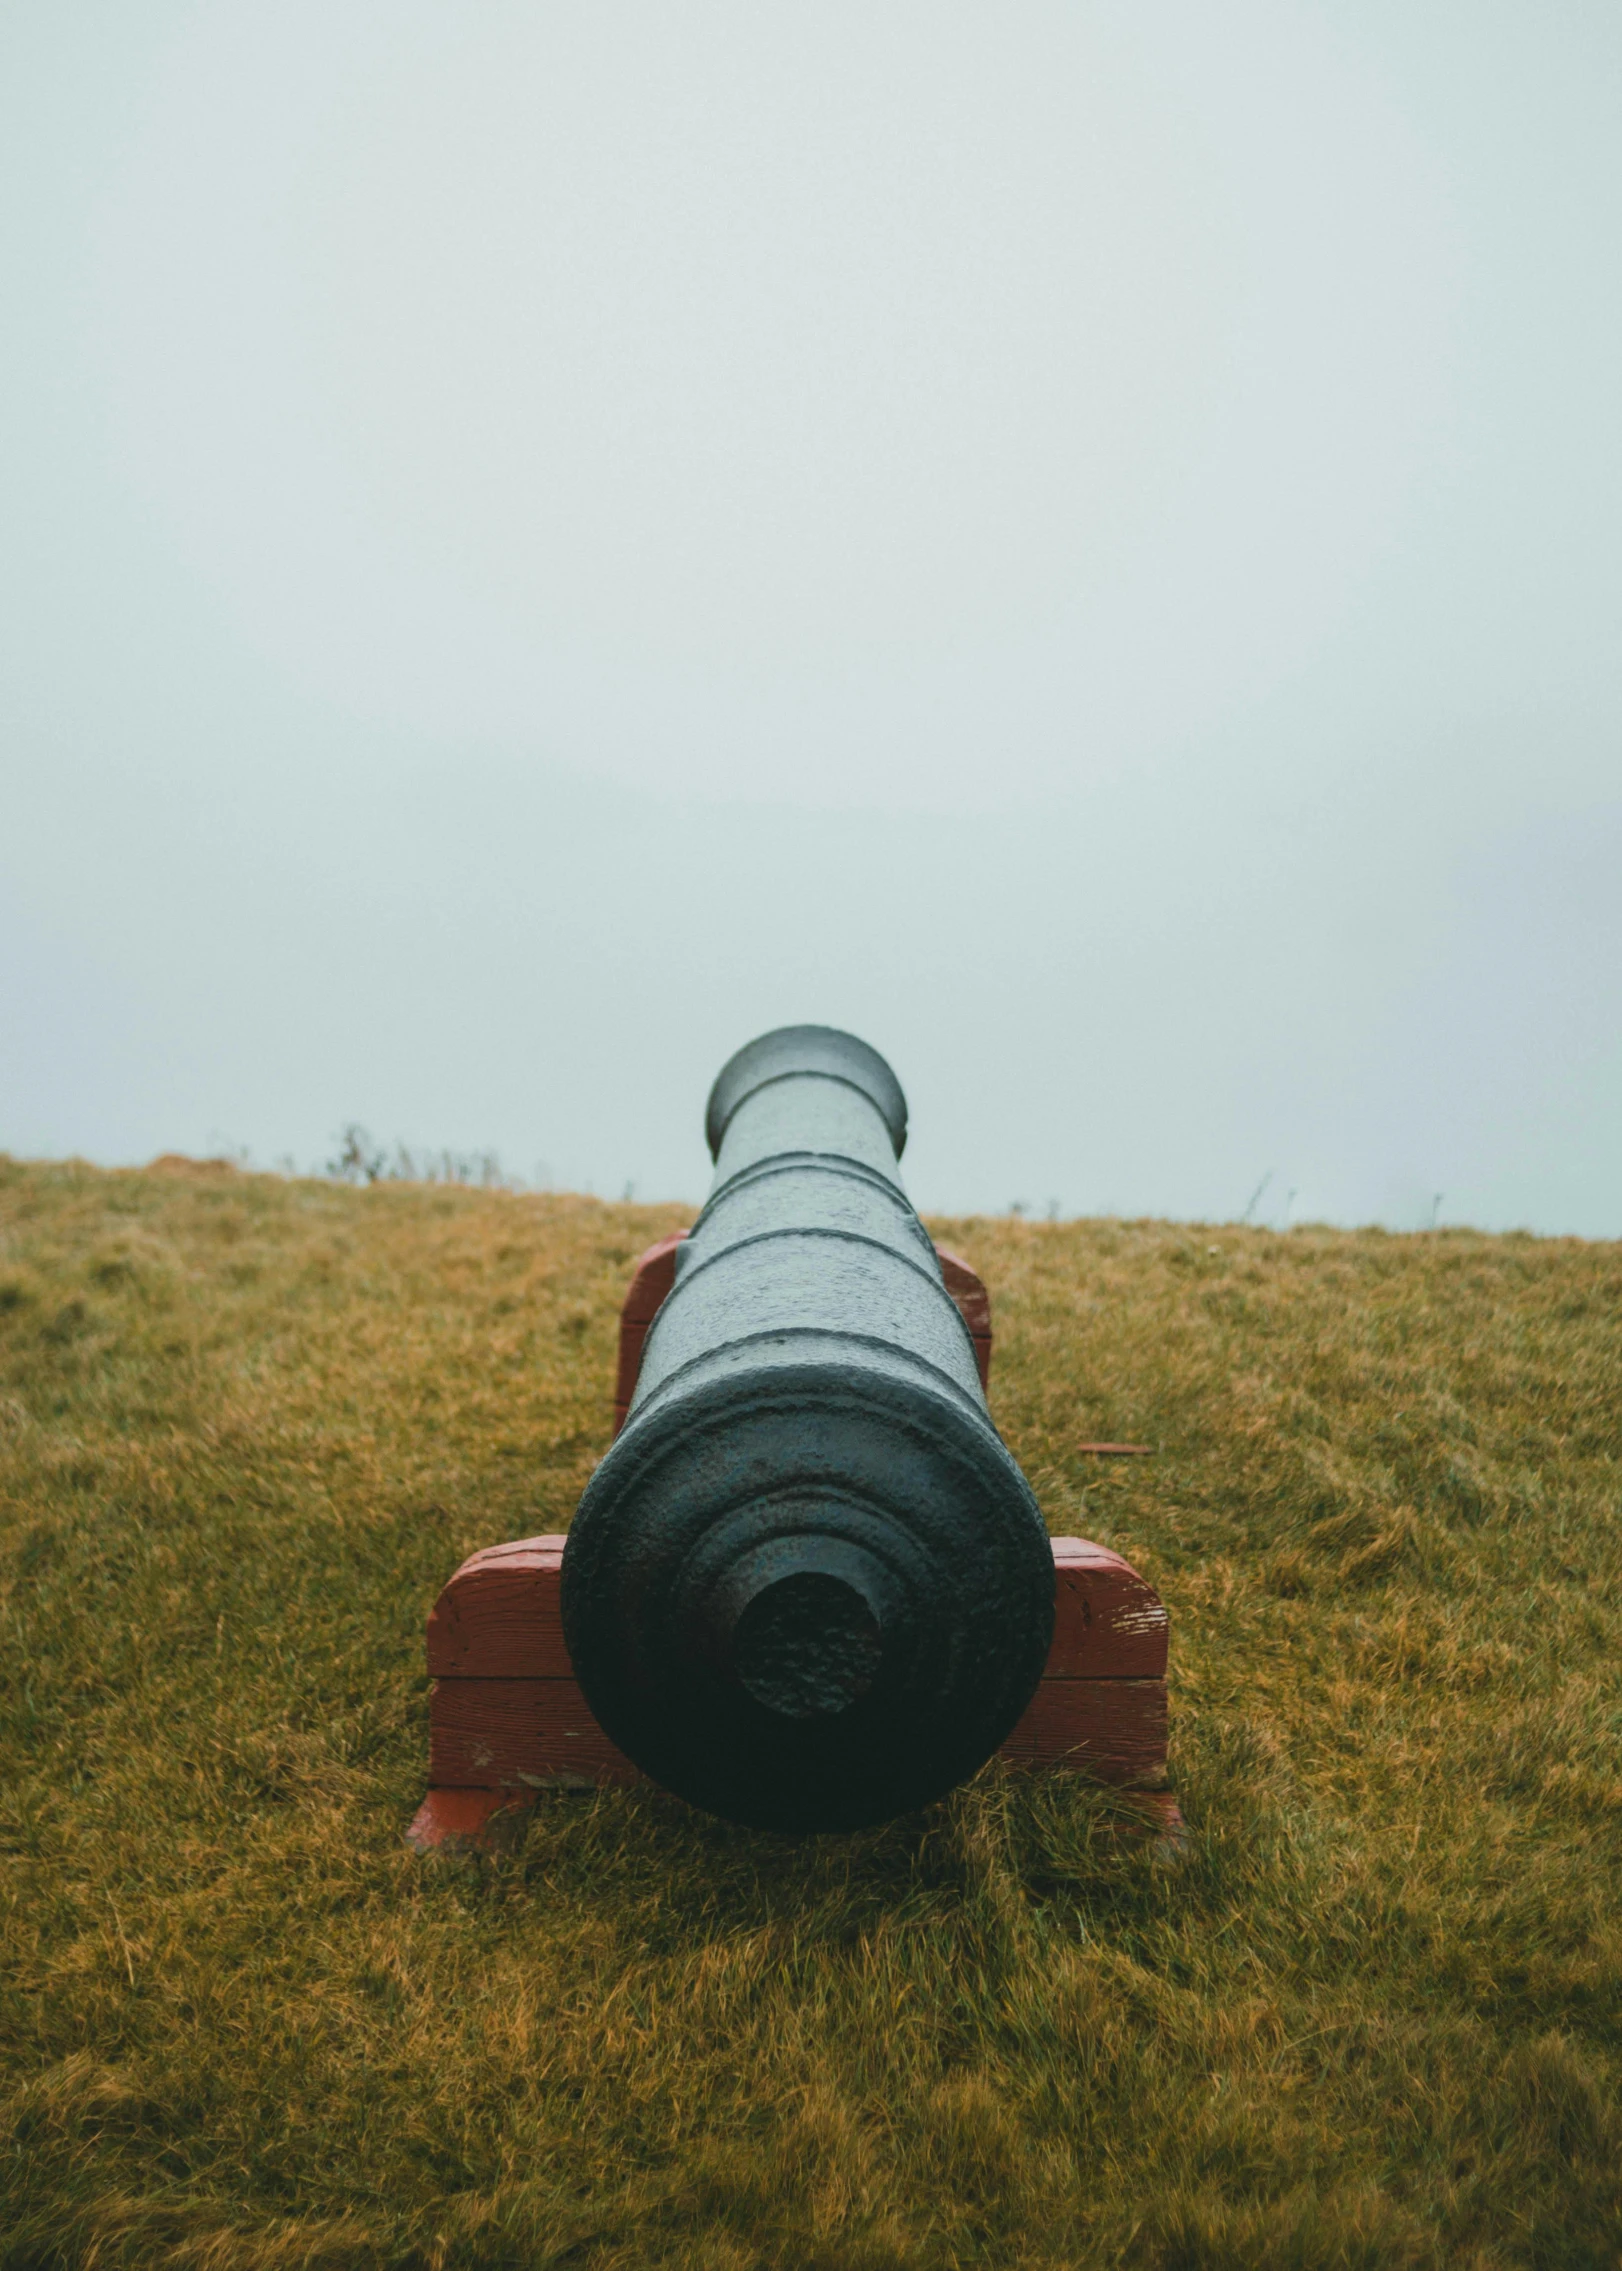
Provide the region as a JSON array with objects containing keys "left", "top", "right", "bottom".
[{"left": 560, "top": 1026, "right": 1055, "bottom": 1831}]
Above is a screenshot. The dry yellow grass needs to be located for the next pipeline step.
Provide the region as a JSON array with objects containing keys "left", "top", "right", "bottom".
[{"left": 1, "top": 1156, "right": 1619, "bottom": 2268}]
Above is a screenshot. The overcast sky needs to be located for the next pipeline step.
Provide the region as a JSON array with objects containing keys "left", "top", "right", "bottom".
[{"left": 2, "top": 3, "right": 1618, "bottom": 1232}]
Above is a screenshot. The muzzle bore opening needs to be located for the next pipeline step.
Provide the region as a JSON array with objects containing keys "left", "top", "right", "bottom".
[{"left": 730, "top": 1569, "right": 884, "bottom": 1718}]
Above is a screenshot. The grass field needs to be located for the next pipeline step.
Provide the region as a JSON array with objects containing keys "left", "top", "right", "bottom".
[{"left": 1, "top": 1156, "right": 1619, "bottom": 2269}]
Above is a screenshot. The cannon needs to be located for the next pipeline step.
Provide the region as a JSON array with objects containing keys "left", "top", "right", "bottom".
[
  {"left": 558, "top": 1026, "right": 1056, "bottom": 1831},
  {"left": 408, "top": 1028, "right": 1180, "bottom": 1853}
]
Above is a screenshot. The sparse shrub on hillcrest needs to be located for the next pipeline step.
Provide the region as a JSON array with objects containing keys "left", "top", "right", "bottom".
[{"left": 327, "top": 1122, "right": 515, "bottom": 1190}]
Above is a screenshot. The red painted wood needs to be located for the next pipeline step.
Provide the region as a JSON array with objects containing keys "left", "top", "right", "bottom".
[
  {"left": 933, "top": 1247, "right": 990, "bottom": 1340},
  {"left": 999, "top": 1677, "right": 1168, "bottom": 1784},
  {"left": 620, "top": 1232, "right": 687, "bottom": 1322},
  {"left": 405, "top": 1785, "right": 530, "bottom": 1851},
  {"left": 934, "top": 1247, "right": 992, "bottom": 1387},
  {"left": 426, "top": 1535, "right": 573, "bottom": 1678},
  {"left": 416, "top": 1535, "right": 1171, "bottom": 1822},
  {"left": 1115, "top": 1790, "right": 1188, "bottom": 1852},
  {"left": 428, "top": 1675, "right": 642, "bottom": 1790},
  {"left": 428, "top": 1534, "right": 1163, "bottom": 1686},
  {"left": 1046, "top": 1537, "right": 1168, "bottom": 1679},
  {"left": 406, "top": 1771, "right": 1185, "bottom": 1856},
  {"left": 426, "top": 1671, "right": 1165, "bottom": 1793},
  {"left": 613, "top": 1232, "right": 688, "bottom": 1430}
]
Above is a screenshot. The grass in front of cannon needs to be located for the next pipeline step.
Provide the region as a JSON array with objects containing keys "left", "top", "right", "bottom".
[{"left": 1, "top": 1154, "right": 1619, "bottom": 2270}]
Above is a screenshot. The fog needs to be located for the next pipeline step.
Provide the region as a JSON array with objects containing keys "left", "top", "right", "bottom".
[{"left": 3, "top": 3, "right": 1618, "bottom": 1230}]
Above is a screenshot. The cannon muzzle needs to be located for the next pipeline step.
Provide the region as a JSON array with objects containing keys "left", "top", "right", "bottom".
[{"left": 560, "top": 1026, "right": 1055, "bottom": 1832}]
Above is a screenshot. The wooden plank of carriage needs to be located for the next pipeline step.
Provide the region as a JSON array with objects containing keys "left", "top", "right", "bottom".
[
  {"left": 409, "top": 1532, "right": 1183, "bottom": 1857},
  {"left": 410, "top": 1242, "right": 1182, "bottom": 1855}
]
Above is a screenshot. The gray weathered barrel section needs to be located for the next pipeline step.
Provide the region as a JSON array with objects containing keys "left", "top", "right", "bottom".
[{"left": 560, "top": 1025, "right": 1054, "bottom": 1831}]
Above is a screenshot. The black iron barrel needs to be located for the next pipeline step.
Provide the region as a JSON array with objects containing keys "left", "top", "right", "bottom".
[{"left": 560, "top": 1026, "right": 1055, "bottom": 1832}]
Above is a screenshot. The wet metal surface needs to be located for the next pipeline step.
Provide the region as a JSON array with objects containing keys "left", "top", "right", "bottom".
[{"left": 562, "top": 1026, "right": 1055, "bottom": 1832}]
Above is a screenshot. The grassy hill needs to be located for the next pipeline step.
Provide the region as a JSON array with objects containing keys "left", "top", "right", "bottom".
[{"left": 1, "top": 1156, "right": 1618, "bottom": 2270}]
